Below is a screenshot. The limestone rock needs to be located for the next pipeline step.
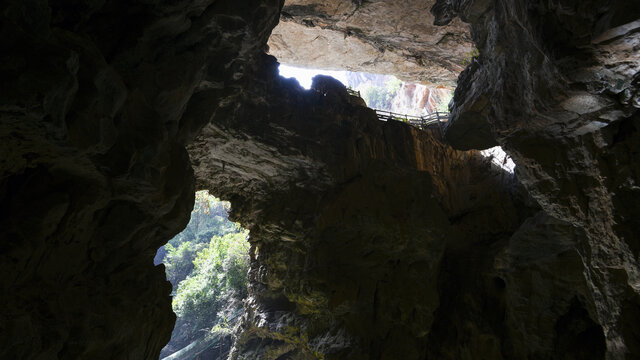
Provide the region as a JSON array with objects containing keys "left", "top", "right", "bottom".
[
  {"left": 390, "top": 84, "right": 451, "bottom": 115},
  {"left": 0, "top": 0, "right": 282, "bottom": 358},
  {"left": 268, "top": 0, "right": 475, "bottom": 86},
  {"left": 189, "top": 55, "right": 537, "bottom": 359},
  {"left": 434, "top": 0, "right": 640, "bottom": 357}
]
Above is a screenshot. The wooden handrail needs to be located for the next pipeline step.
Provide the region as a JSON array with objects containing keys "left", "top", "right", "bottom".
[
  {"left": 347, "top": 88, "right": 361, "bottom": 98},
  {"left": 343, "top": 88, "right": 448, "bottom": 130},
  {"left": 374, "top": 109, "right": 449, "bottom": 130}
]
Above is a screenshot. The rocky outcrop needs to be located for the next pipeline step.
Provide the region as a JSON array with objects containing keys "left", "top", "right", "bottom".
[
  {"left": 435, "top": 0, "right": 640, "bottom": 358},
  {"left": 188, "top": 57, "right": 543, "bottom": 358},
  {"left": 268, "top": 0, "right": 475, "bottom": 86},
  {"left": 0, "top": 0, "right": 282, "bottom": 358}
]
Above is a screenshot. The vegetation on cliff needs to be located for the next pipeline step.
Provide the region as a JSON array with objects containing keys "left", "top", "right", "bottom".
[
  {"left": 361, "top": 77, "right": 402, "bottom": 110},
  {"left": 156, "top": 191, "right": 249, "bottom": 358}
]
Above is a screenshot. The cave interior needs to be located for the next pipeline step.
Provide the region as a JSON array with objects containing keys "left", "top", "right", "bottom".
[{"left": 1, "top": 0, "right": 640, "bottom": 359}]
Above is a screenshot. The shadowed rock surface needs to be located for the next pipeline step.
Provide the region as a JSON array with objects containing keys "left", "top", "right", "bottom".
[
  {"left": 189, "top": 62, "right": 532, "bottom": 358},
  {"left": 1, "top": 0, "right": 639, "bottom": 360},
  {"left": 435, "top": 0, "right": 640, "bottom": 358},
  {"left": 0, "top": 0, "right": 281, "bottom": 358}
]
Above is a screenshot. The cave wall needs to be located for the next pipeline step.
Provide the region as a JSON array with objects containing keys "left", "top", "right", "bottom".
[
  {"left": 0, "top": 0, "right": 282, "bottom": 358},
  {"left": 187, "top": 52, "right": 624, "bottom": 359},
  {"left": 434, "top": 0, "right": 640, "bottom": 358},
  {"left": 189, "top": 59, "right": 535, "bottom": 359}
]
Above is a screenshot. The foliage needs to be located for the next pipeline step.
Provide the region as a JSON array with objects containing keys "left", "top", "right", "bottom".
[
  {"left": 172, "top": 231, "right": 249, "bottom": 341},
  {"left": 158, "top": 191, "right": 241, "bottom": 288},
  {"left": 435, "top": 91, "right": 453, "bottom": 113},
  {"left": 461, "top": 47, "right": 480, "bottom": 66},
  {"left": 158, "top": 190, "right": 250, "bottom": 357},
  {"left": 164, "top": 241, "right": 206, "bottom": 288},
  {"left": 361, "top": 77, "right": 402, "bottom": 110},
  {"left": 167, "top": 192, "right": 236, "bottom": 248}
]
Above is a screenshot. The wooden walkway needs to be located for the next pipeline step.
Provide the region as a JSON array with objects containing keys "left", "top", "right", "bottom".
[
  {"left": 374, "top": 109, "right": 449, "bottom": 130},
  {"left": 346, "top": 88, "right": 449, "bottom": 130}
]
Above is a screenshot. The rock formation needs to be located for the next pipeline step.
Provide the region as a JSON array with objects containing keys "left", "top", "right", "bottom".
[
  {"left": 436, "top": 0, "right": 640, "bottom": 358},
  {"left": 268, "top": 0, "right": 474, "bottom": 86},
  {"left": 189, "top": 61, "right": 531, "bottom": 359},
  {"left": 390, "top": 84, "right": 451, "bottom": 115},
  {"left": 1, "top": 0, "right": 639, "bottom": 360},
  {"left": 0, "top": 0, "right": 281, "bottom": 358}
]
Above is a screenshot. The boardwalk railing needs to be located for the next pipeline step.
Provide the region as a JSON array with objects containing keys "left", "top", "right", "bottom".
[
  {"left": 347, "top": 88, "right": 361, "bottom": 98},
  {"left": 374, "top": 109, "right": 449, "bottom": 130},
  {"left": 345, "top": 88, "right": 448, "bottom": 130}
]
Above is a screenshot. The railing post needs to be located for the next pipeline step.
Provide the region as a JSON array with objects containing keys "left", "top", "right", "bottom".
[{"left": 436, "top": 111, "right": 443, "bottom": 138}]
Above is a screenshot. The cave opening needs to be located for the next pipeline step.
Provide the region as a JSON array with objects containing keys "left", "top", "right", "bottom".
[
  {"left": 270, "top": 4, "right": 518, "bottom": 175},
  {"left": 277, "top": 63, "right": 517, "bottom": 173},
  {"left": 154, "top": 191, "right": 250, "bottom": 360},
  {"left": 278, "top": 64, "right": 453, "bottom": 116},
  {"left": 279, "top": 64, "right": 453, "bottom": 116}
]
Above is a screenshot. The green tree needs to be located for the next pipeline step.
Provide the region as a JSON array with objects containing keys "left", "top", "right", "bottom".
[
  {"left": 170, "top": 232, "right": 250, "bottom": 347},
  {"left": 435, "top": 92, "right": 453, "bottom": 113},
  {"left": 158, "top": 191, "right": 250, "bottom": 357},
  {"left": 164, "top": 241, "right": 206, "bottom": 288},
  {"left": 156, "top": 190, "right": 240, "bottom": 280}
]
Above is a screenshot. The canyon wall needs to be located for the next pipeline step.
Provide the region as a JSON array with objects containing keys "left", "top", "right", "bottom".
[{"left": 390, "top": 84, "right": 451, "bottom": 115}]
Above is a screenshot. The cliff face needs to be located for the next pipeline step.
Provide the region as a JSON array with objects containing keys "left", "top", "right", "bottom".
[
  {"left": 1, "top": 0, "right": 639, "bottom": 359},
  {"left": 390, "top": 84, "right": 451, "bottom": 115},
  {"left": 268, "top": 0, "right": 474, "bottom": 86}
]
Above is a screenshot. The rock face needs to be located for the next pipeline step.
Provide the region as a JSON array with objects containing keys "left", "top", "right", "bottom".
[
  {"left": 0, "top": 0, "right": 281, "bottom": 358},
  {"left": 435, "top": 0, "right": 640, "bottom": 358},
  {"left": 2, "top": 0, "right": 640, "bottom": 360},
  {"left": 189, "top": 61, "right": 532, "bottom": 359},
  {"left": 268, "top": 0, "right": 474, "bottom": 86},
  {"left": 390, "top": 84, "right": 451, "bottom": 115}
]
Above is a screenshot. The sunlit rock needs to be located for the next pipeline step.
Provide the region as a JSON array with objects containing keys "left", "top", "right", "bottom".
[{"left": 268, "top": 0, "right": 474, "bottom": 86}]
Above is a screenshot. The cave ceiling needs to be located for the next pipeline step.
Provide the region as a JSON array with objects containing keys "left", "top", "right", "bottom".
[{"left": 267, "top": 0, "right": 474, "bottom": 86}]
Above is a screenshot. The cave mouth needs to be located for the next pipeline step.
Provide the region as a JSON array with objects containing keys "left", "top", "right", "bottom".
[
  {"left": 154, "top": 191, "right": 250, "bottom": 359},
  {"left": 278, "top": 64, "right": 516, "bottom": 174},
  {"left": 278, "top": 63, "right": 453, "bottom": 116}
]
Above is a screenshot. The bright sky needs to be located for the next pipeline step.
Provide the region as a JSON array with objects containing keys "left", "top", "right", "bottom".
[{"left": 278, "top": 64, "right": 349, "bottom": 89}]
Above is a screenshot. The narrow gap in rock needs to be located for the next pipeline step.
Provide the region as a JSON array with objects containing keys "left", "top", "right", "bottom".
[{"left": 154, "top": 191, "right": 249, "bottom": 360}]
